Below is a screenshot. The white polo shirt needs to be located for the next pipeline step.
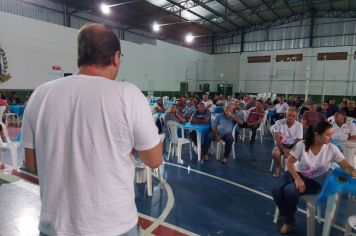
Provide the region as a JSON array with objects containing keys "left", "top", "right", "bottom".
[
  {"left": 332, "top": 120, "right": 356, "bottom": 141},
  {"left": 21, "top": 75, "right": 160, "bottom": 236}
]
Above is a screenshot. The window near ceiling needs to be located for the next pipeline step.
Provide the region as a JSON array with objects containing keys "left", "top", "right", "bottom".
[
  {"left": 276, "top": 54, "right": 303, "bottom": 62},
  {"left": 317, "top": 52, "right": 347, "bottom": 60},
  {"left": 247, "top": 56, "right": 271, "bottom": 63}
]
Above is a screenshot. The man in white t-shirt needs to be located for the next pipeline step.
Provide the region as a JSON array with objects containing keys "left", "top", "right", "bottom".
[
  {"left": 331, "top": 111, "right": 356, "bottom": 141},
  {"left": 21, "top": 23, "right": 162, "bottom": 236},
  {"left": 202, "top": 94, "right": 214, "bottom": 112},
  {"left": 272, "top": 108, "right": 303, "bottom": 177},
  {"left": 273, "top": 96, "right": 289, "bottom": 121}
]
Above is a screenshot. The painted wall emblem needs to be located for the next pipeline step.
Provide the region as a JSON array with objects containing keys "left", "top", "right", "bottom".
[{"left": 0, "top": 44, "right": 12, "bottom": 83}]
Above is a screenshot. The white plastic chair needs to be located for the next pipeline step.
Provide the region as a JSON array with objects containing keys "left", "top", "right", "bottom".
[
  {"left": 341, "top": 141, "right": 356, "bottom": 168},
  {"left": 166, "top": 121, "right": 192, "bottom": 164},
  {"left": 0, "top": 122, "right": 20, "bottom": 171},
  {"left": 273, "top": 194, "right": 321, "bottom": 236},
  {"left": 215, "top": 124, "right": 238, "bottom": 160}
]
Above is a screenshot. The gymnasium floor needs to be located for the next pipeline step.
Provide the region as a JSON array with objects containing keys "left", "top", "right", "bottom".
[{"left": 0, "top": 127, "right": 352, "bottom": 236}]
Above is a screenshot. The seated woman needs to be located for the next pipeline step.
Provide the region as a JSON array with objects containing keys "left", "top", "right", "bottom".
[{"left": 272, "top": 121, "right": 356, "bottom": 234}]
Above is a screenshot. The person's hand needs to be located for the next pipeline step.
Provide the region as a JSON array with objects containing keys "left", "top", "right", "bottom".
[
  {"left": 215, "top": 135, "right": 221, "bottom": 142},
  {"left": 284, "top": 149, "right": 290, "bottom": 157},
  {"left": 295, "top": 178, "right": 305, "bottom": 193}
]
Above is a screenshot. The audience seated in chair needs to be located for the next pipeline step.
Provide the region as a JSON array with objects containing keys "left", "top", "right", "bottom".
[
  {"left": 271, "top": 108, "right": 303, "bottom": 177},
  {"left": 182, "top": 99, "right": 196, "bottom": 121},
  {"left": 203, "top": 103, "right": 242, "bottom": 163},
  {"left": 272, "top": 121, "right": 356, "bottom": 234},
  {"left": 331, "top": 110, "right": 356, "bottom": 141},
  {"left": 302, "top": 102, "right": 326, "bottom": 130},
  {"left": 163, "top": 104, "right": 186, "bottom": 134},
  {"left": 189, "top": 102, "right": 211, "bottom": 154},
  {"left": 239, "top": 100, "right": 265, "bottom": 144},
  {"left": 342, "top": 100, "right": 356, "bottom": 118},
  {"left": 317, "top": 101, "right": 333, "bottom": 118},
  {"left": 202, "top": 94, "right": 214, "bottom": 112},
  {"left": 273, "top": 96, "right": 289, "bottom": 123}
]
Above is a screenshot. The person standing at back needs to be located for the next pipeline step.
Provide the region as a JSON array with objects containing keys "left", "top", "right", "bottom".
[{"left": 21, "top": 23, "right": 163, "bottom": 236}]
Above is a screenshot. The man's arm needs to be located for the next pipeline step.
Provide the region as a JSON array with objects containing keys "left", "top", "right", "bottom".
[
  {"left": 175, "top": 112, "right": 186, "bottom": 123},
  {"left": 137, "top": 142, "right": 163, "bottom": 169},
  {"left": 24, "top": 148, "right": 37, "bottom": 172}
]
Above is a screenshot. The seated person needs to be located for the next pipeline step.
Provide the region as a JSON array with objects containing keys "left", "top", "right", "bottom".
[
  {"left": 342, "top": 100, "right": 356, "bottom": 118},
  {"left": 233, "top": 100, "right": 245, "bottom": 122},
  {"left": 9, "top": 91, "right": 22, "bottom": 105},
  {"left": 154, "top": 98, "right": 166, "bottom": 114},
  {"left": 154, "top": 98, "right": 166, "bottom": 133},
  {"left": 271, "top": 108, "right": 303, "bottom": 177},
  {"left": 302, "top": 102, "right": 326, "bottom": 128},
  {"left": 202, "top": 103, "right": 242, "bottom": 163},
  {"left": 272, "top": 121, "right": 356, "bottom": 233},
  {"left": 331, "top": 111, "right": 356, "bottom": 141},
  {"left": 163, "top": 104, "right": 186, "bottom": 133},
  {"left": 182, "top": 99, "right": 196, "bottom": 121},
  {"left": 327, "top": 98, "right": 339, "bottom": 115},
  {"left": 239, "top": 100, "right": 265, "bottom": 144},
  {"left": 273, "top": 96, "right": 289, "bottom": 122},
  {"left": 189, "top": 102, "right": 211, "bottom": 151},
  {"left": 202, "top": 94, "right": 214, "bottom": 112},
  {"left": 317, "top": 101, "right": 333, "bottom": 118}
]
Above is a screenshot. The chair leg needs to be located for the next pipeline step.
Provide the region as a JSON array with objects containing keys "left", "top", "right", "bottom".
[
  {"left": 10, "top": 145, "right": 18, "bottom": 169},
  {"left": 215, "top": 141, "right": 221, "bottom": 160},
  {"left": 177, "top": 143, "right": 182, "bottom": 164},
  {"left": 232, "top": 142, "right": 236, "bottom": 159},
  {"left": 273, "top": 207, "right": 279, "bottom": 224},
  {"left": 167, "top": 142, "right": 172, "bottom": 161},
  {"left": 189, "top": 142, "right": 192, "bottom": 160},
  {"left": 269, "top": 159, "right": 275, "bottom": 172},
  {"left": 156, "top": 167, "right": 163, "bottom": 189},
  {"left": 305, "top": 198, "right": 316, "bottom": 236}
]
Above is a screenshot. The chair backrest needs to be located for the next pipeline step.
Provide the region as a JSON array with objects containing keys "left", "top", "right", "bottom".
[
  {"left": 232, "top": 123, "right": 239, "bottom": 139},
  {"left": 188, "top": 110, "right": 196, "bottom": 123},
  {"left": 327, "top": 115, "right": 335, "bottom": 123},
  {"left": 270, "top": 124, "right": 276, "bottom": 138},
  {"left": 167, "top": 121, "right": 184, "bottom": 143}
]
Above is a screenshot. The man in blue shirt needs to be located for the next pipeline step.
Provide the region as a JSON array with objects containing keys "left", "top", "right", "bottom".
[
  {"left": 189, "top": 102, "right": 211, "bottom": 159},
  {"left": 202, "top": 103, "right": 242, "bottom": 163}
]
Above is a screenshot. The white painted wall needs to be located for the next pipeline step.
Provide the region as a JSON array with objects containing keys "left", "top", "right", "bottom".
[
  {"left": 1, "top": 11, "right": 356, "bottom": 98},
  {"left": 0, "top": 12, "right": 214, "bottom": 91},
  {"left": 239, "top": 46, "right": 356, "bottom": 98}
]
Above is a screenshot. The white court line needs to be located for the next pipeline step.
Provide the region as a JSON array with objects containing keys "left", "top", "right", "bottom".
[
  {"left": 145, "top": 179, "right": 175, "bottom": 233},
  {"left": 139, "top": 213, "right": 199, "bottom": 236},
  {"left": 165, "top": 162, "right": 273, "bottom": 200},
  {"left": 164, "top": 162, "right": 353, "bottom": 234}
]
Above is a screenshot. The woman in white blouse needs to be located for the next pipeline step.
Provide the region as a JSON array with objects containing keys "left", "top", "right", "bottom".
[{"left": 272, "top": 121, "right": 356, "bottom": 234}]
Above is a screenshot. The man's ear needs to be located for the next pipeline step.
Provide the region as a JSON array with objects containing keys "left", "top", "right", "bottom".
[{"left": 112, "top": 51, "right": 119, "bottom": 67}]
